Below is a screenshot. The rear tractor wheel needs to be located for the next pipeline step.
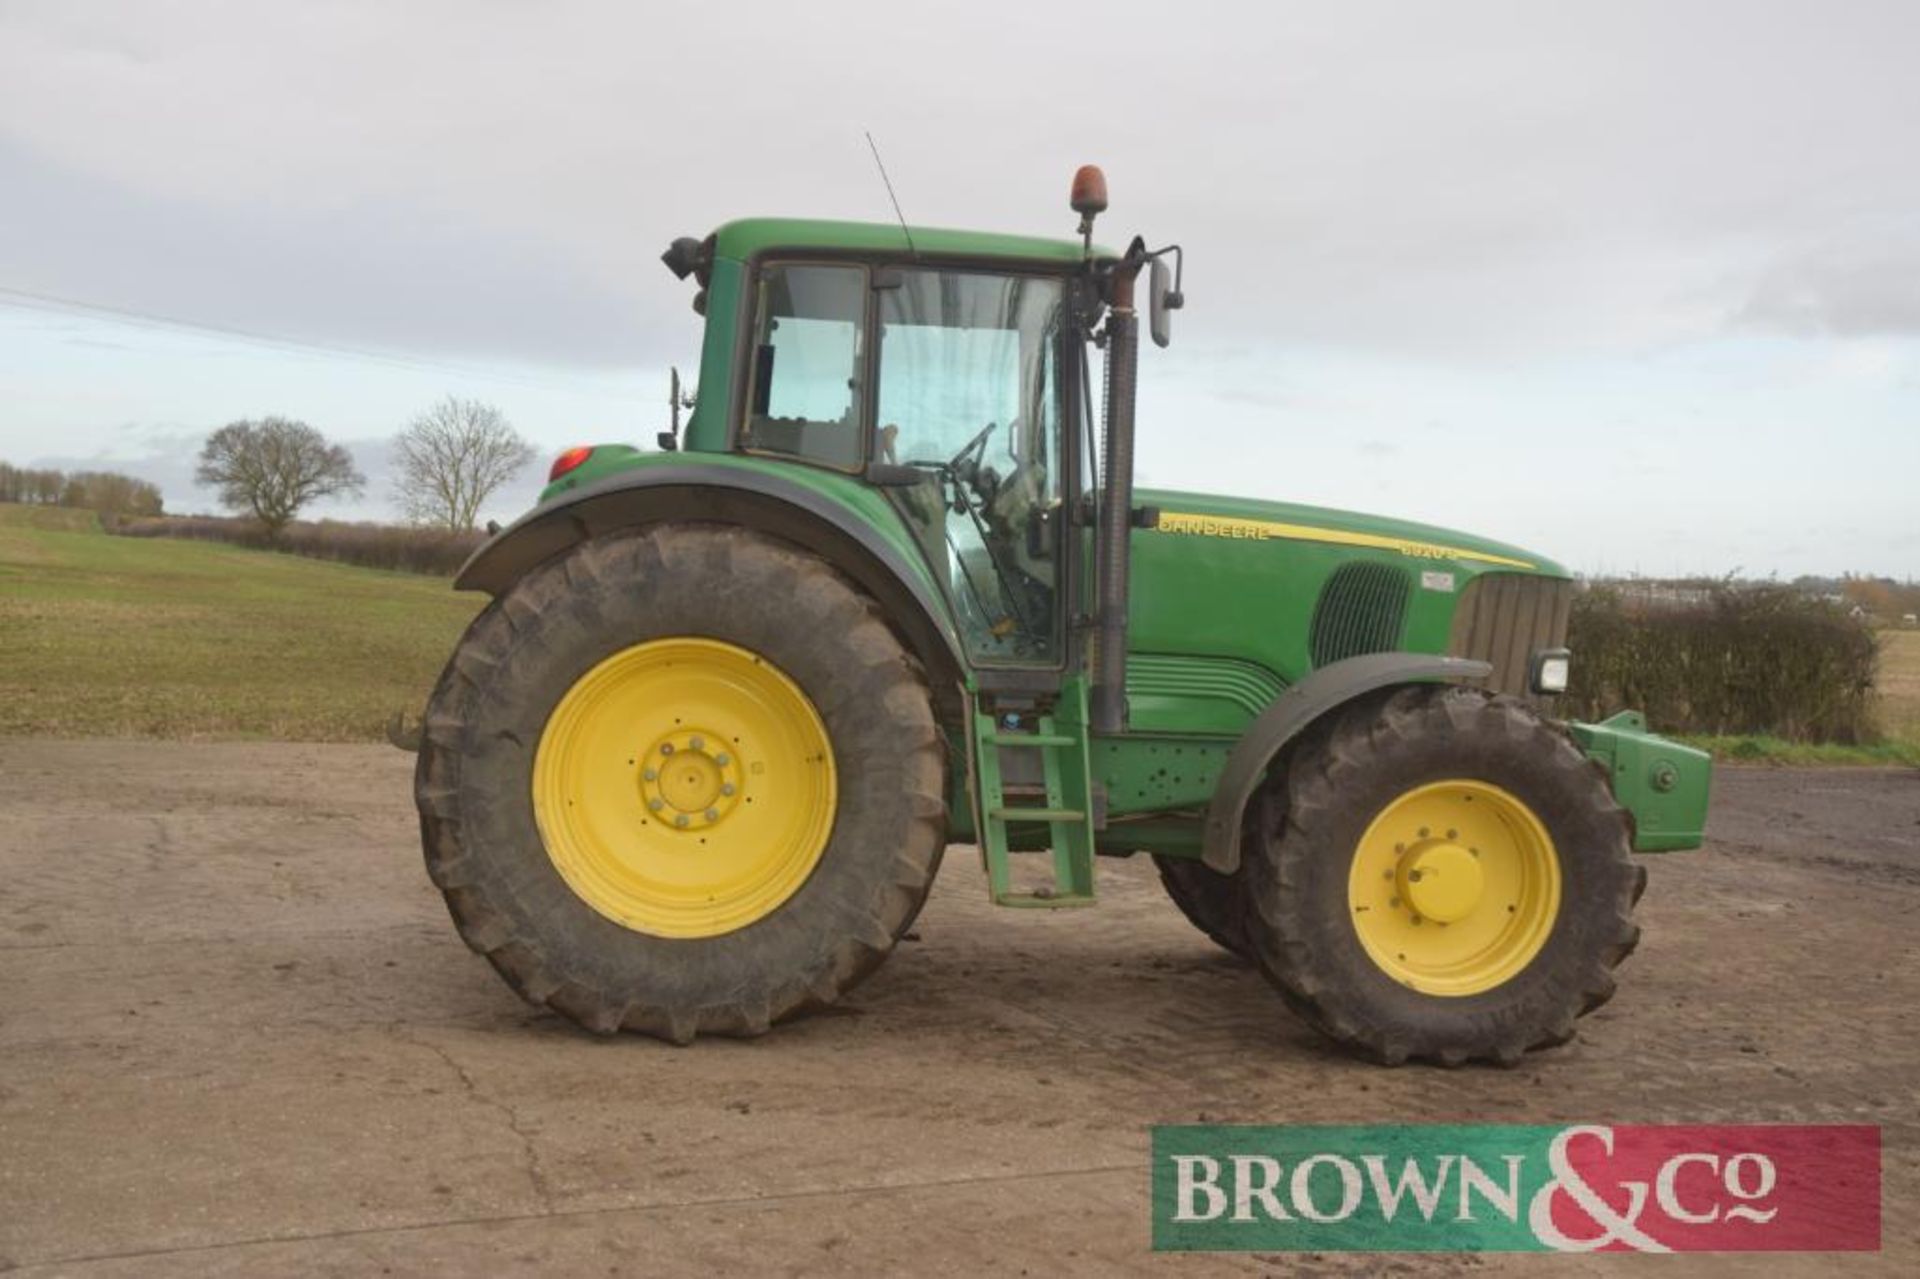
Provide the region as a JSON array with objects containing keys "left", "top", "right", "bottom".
[
  {"left": 1152, "top": 854, "right": 1249, "bottom": 960},
  {"left": 1241, "top": 685, "right": 1640, "bottom": 1066},
  {"left": 413, "top": 523, "right": 947, "bottom": 1042}
]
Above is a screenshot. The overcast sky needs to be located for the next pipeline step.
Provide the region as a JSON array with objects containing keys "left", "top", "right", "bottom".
[{"left": 3, "top": 0, "right": 1916, "bottom": 577}]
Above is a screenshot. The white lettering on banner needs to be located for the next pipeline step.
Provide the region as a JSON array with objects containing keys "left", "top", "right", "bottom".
[
  {"left": 1230, "top": 1156, "right": 1290, "bottom": 1222},
  {"left": 1722, "top": 1153, "right": 1779, "bottom": 1224},
  {"left": 1173, "top": 1155, "right": 1226, "bottom": 1222},
  {"left": 1289, "top": 1154, "right": 1364, "bottom": 1223},
  {"left": 1656, "top": 1153, "right": 1721, "bottom": 1225},
  {"left": 1458, "top": 1156, "right": 1524, "bottom": 1223},
  {"left": 1528, "top": 1126, "right": 1670, "bottom": 1253},
  {"left": 1360, "top": 1155, "right": 1454, "bottom": 1222}
]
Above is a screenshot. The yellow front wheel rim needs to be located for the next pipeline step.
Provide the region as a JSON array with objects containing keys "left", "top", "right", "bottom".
[
  {"left": 532, "top": 637, "right": 837, "bottom": 939},
  {"left": 1347, "top": 780, "right": 1561, "bottom": 997}
]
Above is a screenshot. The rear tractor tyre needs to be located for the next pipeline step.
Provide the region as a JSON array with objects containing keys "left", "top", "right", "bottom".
[
  {"left": 414, "top": 523, "right": 947, "bottom": 1042},
  {"left": 1152, "top": 855, "right": 1249, "bottom": 960},
  {"left": 1241, "top": 685, "right": 1640, "bottom": 1066}
]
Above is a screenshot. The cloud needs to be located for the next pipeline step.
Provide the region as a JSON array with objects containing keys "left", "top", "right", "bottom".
[
  {"left": 0, "top": 137, "right": 665, "bottom": 369},
  {"left": 3, "top": 1, "right": 1916, "bottom": 365},
  {"left": 1733, "top": 227, "right": 1920, "bottom": 338}
]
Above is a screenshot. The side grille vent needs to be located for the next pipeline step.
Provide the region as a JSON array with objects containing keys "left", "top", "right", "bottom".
[{"left": 1310, "top": 562, "right": 1412, "bottom": 667}]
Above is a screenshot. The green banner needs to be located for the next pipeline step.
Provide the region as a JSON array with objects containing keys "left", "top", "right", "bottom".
[{"left": 1153, "top": 1125, "right": 1559, "bottom": 1252}]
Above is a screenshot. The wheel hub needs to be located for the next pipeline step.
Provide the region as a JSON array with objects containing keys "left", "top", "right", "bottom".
[
  {"left": 1398, "top": 840, "right": 1483, "bottom": 923},
  {"left": 642, "top": 731, "right": 743, "bottom": 828}
]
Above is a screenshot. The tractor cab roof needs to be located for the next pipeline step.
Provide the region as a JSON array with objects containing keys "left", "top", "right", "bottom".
[{"left": 710, "top": 217, "right": 1114, "bottom": 267}]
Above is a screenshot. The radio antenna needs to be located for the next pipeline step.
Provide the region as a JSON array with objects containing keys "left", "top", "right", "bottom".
[{"left": 864, "top": 131, "right": 918, "bottom": 258}]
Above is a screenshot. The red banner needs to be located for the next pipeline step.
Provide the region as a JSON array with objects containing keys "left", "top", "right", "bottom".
[{"left": 1543, "top": 1124, "right": 1880, "bottom": 1252}]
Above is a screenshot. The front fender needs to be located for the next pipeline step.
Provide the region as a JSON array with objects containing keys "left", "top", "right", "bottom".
[{"left": 1200, "top": 653, "right": 1494, "bottom": 873}]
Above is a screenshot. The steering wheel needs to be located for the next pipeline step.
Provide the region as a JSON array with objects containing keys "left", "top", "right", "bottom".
[
  {"left": 946, "top": 421, "right": 998, "bottom": 492},
  {"left": 896, "top": 422, "right": 1003, "bottom": 515}
]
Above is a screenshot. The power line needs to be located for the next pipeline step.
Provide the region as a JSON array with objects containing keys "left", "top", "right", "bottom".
[{"left": 0, "top": 284, "right": 642, "bottom": 398}]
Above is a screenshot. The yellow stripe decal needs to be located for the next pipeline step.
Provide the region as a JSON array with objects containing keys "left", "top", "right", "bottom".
[{"left": 1153, "top": 511, "right": 1535, "bottom": 570}]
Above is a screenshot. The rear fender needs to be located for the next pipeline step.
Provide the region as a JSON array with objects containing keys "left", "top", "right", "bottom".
[{"left": 455, "top": 464, "right": 967, "bottom": 695}]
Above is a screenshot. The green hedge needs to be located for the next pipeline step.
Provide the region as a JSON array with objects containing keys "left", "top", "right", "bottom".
[
  {"left": 112, "top": 514, "right": 484, "bottom": 577},
  {"left": 1565, "top": 584, "right": 1880, "bottom": 743}
]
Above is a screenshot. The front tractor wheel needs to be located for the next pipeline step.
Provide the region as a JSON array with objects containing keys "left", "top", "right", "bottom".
[
  {"left": 1242, "top": 686, "right": 1641, "bottom": 1066},
  {"left": 414, "top": 523, "right": 947, "bottom": 1042}
]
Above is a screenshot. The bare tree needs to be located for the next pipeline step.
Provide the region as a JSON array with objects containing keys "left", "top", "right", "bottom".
[
  {"left": 392, "top": 396, "right": 534, "bottom": 530},
  {"left": 196, "top": 417, "right": 364, "bottom": 536}
]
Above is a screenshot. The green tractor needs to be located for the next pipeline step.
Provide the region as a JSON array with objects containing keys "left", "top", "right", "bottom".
[{"left": 413, "top": 167, "right": 1710, "bottom": 1065}]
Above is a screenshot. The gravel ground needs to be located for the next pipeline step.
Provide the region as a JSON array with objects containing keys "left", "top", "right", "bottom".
[{"left": 1, "top": 744, "right": 1914, "bottom": 1275}]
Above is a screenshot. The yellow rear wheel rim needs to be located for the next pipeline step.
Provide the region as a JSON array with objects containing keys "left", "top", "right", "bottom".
[
  {"left": 532, "top": 637, "right": 836, "bottom": 939},
  {"left": 1347, "top": 780, "right": 1560, "bottom": 997}
]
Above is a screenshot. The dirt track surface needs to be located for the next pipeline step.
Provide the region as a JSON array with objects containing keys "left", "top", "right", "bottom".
[{"left": 2, "top": 744, "right": 1915, "bottom": 1275}]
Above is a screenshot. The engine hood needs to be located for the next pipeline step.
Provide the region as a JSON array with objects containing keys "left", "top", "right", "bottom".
[{"left": 1135, "top": 488, "right": 1567, "bottom": 578}]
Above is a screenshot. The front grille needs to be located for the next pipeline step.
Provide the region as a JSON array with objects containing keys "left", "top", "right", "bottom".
[
  {"left": 1310, "top": 562, "right": 1412, "bottom": 668},
  {"left": 1448, "top": 573, "right": 1573, "bottom": 700}
]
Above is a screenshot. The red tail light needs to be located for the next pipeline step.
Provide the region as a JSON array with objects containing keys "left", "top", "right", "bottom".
[{"left": 548, "top": 446, "right": 593, "bottom": 482}]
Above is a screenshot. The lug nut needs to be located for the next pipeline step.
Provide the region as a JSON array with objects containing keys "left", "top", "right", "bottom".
[
  {"left": 643, "top": 767, "right": 657, "bottom": 781},
  {"left": 648, "top": 798, "right": 664, "bottom": 812},
  {"left": 705, "top": 808, "right": 720, "bottom": 822},
  {"left": 721, "top": 783, "right": 736, "bottom": 796},
  {"left": 714, "top": 753, "right": 730, "bottom": 766},
  {"left": 661, "top": 743, "right": 675, "bottom": 756},
  {"left": 690, "top": 735, "right": 704, "bottom": 750},
  {"left": 674, "top": 814, "right": 689, "bottom": 828}
]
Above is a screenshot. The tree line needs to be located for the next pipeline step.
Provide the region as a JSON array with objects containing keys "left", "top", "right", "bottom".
[
  {"left": 193, "top": 396, "right": 535, "bottom": 535},
  {"left": 0, "top": 462, "right": 165, "bottom": 517},
  {"left": 4, "top": 396, "right": 540, "bottom": 537}
]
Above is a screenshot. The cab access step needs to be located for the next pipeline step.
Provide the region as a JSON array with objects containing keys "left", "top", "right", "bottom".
[{"left": 970, "top": 677, "right": 1098, "bottom": 907}]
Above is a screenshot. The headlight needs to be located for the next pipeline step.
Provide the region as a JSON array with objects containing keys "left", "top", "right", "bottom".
[{"left": 1530, "top": 647, "right": 1571, "bottom": 695}]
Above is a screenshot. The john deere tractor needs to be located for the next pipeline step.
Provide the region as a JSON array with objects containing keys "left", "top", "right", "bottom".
[{"left": 412, "top": 167, "right": 1709, "bottom": 1065}]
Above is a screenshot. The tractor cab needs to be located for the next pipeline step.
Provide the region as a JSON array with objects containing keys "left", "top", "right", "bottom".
[
  {"left": 648, "top": 195, "right": 1179, "bottom": 700},
  {"left": 742, "top": 257, "right": 1075, "bottom": 666}
]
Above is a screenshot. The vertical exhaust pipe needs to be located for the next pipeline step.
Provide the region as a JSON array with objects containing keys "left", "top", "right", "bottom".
[{"left": 1091, "top": 253, "right": 1142, "bottom": 734}]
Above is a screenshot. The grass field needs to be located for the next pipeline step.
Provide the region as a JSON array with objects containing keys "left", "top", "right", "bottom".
[
  {"left": 1879, "top": 627, "right": 1920, "bottom": 740},
  {"left": 0, "top": 503, "right": 481, "bottom": 740}
]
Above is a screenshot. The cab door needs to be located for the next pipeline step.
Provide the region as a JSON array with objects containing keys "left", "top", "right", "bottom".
[{"left": 871, "top": 267, "right": 1072, "bottom": 670}]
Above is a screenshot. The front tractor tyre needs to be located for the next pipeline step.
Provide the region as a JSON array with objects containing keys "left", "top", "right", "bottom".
[
  {"left": 1152, "top": 855, "right": 1250, "bottom": 960},
  {"left": 414, "top": 523, "right": 947, "bottom": 1042},
  {"left": 1241, "top": 685, "right": 1641, "bottom": 1066}
]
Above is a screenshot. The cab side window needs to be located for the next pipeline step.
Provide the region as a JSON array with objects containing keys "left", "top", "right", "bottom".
[{"left": 741, "top": 264, "right": 867, "bottom": 469}]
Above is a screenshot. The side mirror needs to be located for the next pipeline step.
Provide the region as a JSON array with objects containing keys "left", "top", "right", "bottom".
[
  {"left": 1149, "top": 257, "right": 1173, "bottom": 348},
  {"left": 1144, "top": 245, "right": 1185, "bottom": 349}
]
